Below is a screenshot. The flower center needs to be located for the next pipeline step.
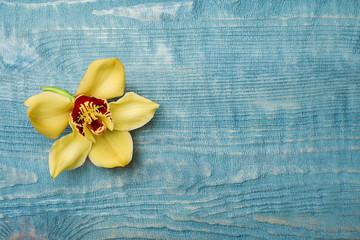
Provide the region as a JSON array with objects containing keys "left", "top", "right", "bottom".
[{"left": 71, "top": 95, "right": 112, "bottom": 137}]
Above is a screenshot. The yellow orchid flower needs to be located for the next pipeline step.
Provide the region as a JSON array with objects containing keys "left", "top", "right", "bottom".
[{"left": 24, "top": 58, "right": 159, "bottom": 178}]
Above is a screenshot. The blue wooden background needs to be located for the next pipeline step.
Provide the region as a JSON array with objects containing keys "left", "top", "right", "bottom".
[{"left": 0, "top": 0, "right": 360, "bottom": 239}]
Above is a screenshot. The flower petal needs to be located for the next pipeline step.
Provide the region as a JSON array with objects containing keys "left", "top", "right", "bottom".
[
  {"left": 49, "top": 124, "right": 92, "bottom": 178},
  {"left": 88, "top": 130, "right": 133, "bottom": 168},
  {"left": 24, "top": 92, "right": 73, "bottom": 139},
  {"left": 76, "top": 58, "right": 125, "bottom": 99},
  {"left": 109, "top": 92, "right": 159, "bottom": 131}
]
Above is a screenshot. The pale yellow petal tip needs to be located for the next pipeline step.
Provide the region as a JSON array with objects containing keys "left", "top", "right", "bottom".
[
  {"left": 50, "top": 169, "right": 61, "bottom": 179},
  {"left": 50, "top": 166, "right": 70, "bottom": 178},
  {"left": 50, "top": 156, "right": 65, "bottom": 179},
  {"left": 24, "top": 98, "right": 30, "bottom": 107},
  {"left": 154, "top": 103, "right": 160, "bottom": 110},
  {"left": 107, "top": 121, "right": 114, "bottom": 131}
]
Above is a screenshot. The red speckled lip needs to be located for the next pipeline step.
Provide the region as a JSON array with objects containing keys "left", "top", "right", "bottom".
[{"left": 71, "top": 95, "right": 112, "bottom": 136}]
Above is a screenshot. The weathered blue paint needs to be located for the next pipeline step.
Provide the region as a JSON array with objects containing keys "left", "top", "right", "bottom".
[{"left": 0, "top": 0, "right": 359, "bottom": 239}]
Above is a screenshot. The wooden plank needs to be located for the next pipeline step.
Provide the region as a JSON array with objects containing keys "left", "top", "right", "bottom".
[{"left": 0, "top": 0, "right": 359, "bottom": 239}]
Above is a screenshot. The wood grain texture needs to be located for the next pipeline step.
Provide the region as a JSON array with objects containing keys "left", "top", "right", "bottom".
[{"left": 0, "top": 0, "right": 359, "bottom": 239}]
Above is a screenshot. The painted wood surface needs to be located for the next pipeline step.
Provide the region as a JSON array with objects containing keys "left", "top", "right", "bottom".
[{"left": 0, "top": 0, "right": 360, "bottom": 239}]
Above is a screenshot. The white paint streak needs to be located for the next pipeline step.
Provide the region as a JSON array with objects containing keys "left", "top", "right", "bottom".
[
  {"left": 0, "top": 164, "right": 38, "bottom": 189},
  {"left": 232, "top": 169, "right": 260, "bottom": 183},
  {"left": 0, "top": 0, "right": 96, "bottom": 8},
  {"left": 232, "top": 166, "right": 306, "bottom": 184},
  {"left": 212, "top": 15, "right": 360, "bottom": 21},
  {"left": 92, "top": 1, "right": 193, "bottom": 21},
  {"left": 255, "top": 99, "right": 297, "bottom": 112},
  {"left": 231, "top": 165, "right": 359, "bottom": 185},
  {"left": 0, "top": 29, "right": 38, "bottom": 66},
  {"left": 155, "top": 42, "right": 173, "bottom": 64}
]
